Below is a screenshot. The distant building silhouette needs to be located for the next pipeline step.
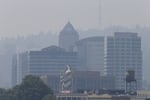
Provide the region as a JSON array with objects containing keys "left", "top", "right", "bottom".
[
  {"left": 59, "top": 22, "right": 79, "bottom": 52},
  {"left": 105, "top": 32, "right": 142, "bottom": 90},
  {"left": 76, "top": 36, "right": 104, "bottom": 74}
]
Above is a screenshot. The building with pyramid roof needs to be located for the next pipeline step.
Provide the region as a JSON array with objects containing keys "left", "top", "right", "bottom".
[{"left": 59, "top": 22, "right": 79, "bottom": 52}]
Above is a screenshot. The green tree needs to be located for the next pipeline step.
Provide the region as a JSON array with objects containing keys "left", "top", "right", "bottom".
[
  {"left": 0, "top": 88, "right": 6, "bottom": 94},
  {"left": 0, "top": 88, "right": 16, "bottom": 100},
  {"left": 42, "top": 94, "right": 56, "bottom": 100},
  {"left": 15, "top": 75, "right": 53, "bottom": 100}
]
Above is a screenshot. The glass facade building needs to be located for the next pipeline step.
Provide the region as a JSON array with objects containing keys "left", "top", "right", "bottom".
[
  {"left": 105, "top": 32, "right": 142, "bottom": 90},
  {"left": 13, "top": 46, "right": 79, "bottom": 84},
  {"left": 76, "top": 37, "right": 104, "bottom": 74}
]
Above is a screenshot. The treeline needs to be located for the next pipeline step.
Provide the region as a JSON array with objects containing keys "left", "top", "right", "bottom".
[{"left": 0, "top": 75, "right": 55, "bottom": 100}]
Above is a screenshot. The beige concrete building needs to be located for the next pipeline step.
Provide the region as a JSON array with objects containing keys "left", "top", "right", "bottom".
[
  {"left": 88, "top": 94, "right": 130, "bottom": 100},
  {"left": 56, "top": 94, "right": 130, "bottom": 100},
  {"left": 131, "top": 91, "right": 150, "bottom": 100}
]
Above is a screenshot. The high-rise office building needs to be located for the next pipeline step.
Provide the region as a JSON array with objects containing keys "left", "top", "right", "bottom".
[
  {"left": 12, "top": 55, "right": 17, "bottom": 87},
  {"left": 105, "top": 32, "right": 142, "bottom": 90},
  {"left": 12, "top": 45, "right": 79, "bottom": 85},
  {"left": 59, "top": 22, "right": 79, "bottom": 52},
  {"left": 76, "top": 37, "right": 104, "bottom": 74},
  {"left": 12, "top": 52, "right": 29, "bottom": 86}
]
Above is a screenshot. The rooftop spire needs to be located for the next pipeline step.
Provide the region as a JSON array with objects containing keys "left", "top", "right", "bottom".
[
  {"left": 63, "top": 21, "right": 74, "bottom": 31},
  {"left": 60, "top": 22, "right": 78, "bottom": 35}
]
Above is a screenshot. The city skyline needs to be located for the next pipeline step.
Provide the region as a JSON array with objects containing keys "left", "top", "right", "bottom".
[
  {"left": 0, "top": 0, "right": 149, "bottom": 90},
  {"left": 12, "top": 23, "right": 142, "bottom": 91}
]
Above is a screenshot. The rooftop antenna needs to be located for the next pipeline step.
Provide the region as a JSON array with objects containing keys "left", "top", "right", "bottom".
[{"left": 98, "top": 0, "right": 102, "bottom": 30}]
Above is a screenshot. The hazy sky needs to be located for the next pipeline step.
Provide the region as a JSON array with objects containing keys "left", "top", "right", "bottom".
[{"left": 0, "top": 0, "right": 150, "bottom": 37}]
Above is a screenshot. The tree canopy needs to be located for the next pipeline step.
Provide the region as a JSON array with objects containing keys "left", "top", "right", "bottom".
[
  {"left": 42, "top": 94, "right": 56, "bottom": 100},
  {"left": 0, "top": 75, "right": 55, "bottom": 100}
]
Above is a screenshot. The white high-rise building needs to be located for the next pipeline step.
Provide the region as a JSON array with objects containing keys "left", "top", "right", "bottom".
[{"left": 105, "top": 32, "right": 142, "bottom": 90}]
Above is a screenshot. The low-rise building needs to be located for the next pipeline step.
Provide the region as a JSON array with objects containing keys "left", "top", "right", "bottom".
[
  {"left": 131, "top": 91, "right": 150, "bottom": 100},
  {"left": 56, "top": 94, "right": 130, "bottom": 100},
  {"left": 41, "top": 70, "right": 115, "bottom": 93}
]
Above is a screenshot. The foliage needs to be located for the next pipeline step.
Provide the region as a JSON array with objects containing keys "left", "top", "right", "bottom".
[
  {"left": 0, "top": 75, "right": 54, "bottom": 100},
  {"left": 42, "top": 94, "right": 56, "bottom": 100}
]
